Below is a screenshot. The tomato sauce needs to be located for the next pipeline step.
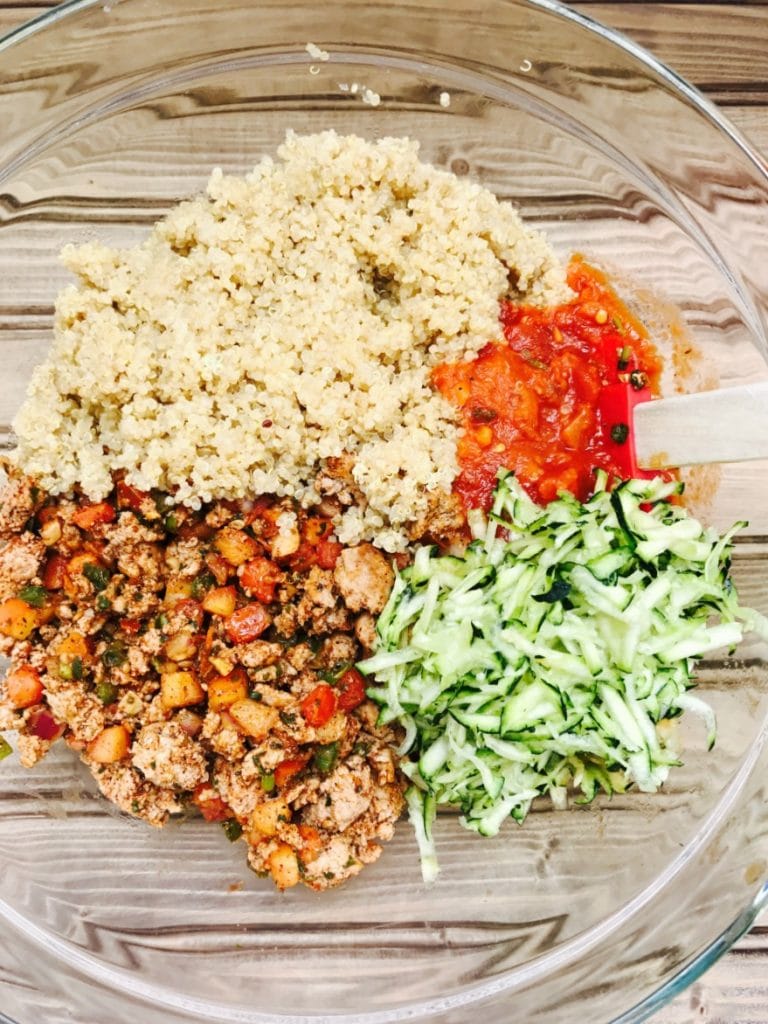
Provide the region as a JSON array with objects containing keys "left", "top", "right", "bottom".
[{"left": 432, "top": 257, "right": 663, "bottom": 512}]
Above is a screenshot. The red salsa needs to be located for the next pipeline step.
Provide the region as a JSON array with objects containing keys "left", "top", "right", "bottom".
[{"left": 432, "top": 257, "right": 664, "bottom": 512}]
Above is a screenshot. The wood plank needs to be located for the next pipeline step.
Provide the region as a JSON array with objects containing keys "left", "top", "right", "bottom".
[
  {"left": 0, "top": 6, "right": 48, "bottom": 35},
  {"left": 574, "top": 0, "right": 768, "bottom": 6},
  {"left": 0, "top": 5, "right": 764, "bottom": 158},
  {"left": 0, "top": 3, "right": 50, "bottom": 10},
  {"left": 727, "top": 107, "right": 768, "bottom": 158},
  {"left": 2, "top": 3, "right": 768, "bottom": 105},
  {"left": 568, "top": 3, "right": 768, "bottom": 102}
]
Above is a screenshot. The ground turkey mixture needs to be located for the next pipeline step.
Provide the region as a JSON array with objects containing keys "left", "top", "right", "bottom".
[{"left": 0, "top": 461, "right": 467, "bottom": 890}]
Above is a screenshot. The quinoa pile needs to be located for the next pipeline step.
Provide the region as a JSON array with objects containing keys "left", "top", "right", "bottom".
[{"left": 12, "top": 131, "right": 569, "bottom": 552}]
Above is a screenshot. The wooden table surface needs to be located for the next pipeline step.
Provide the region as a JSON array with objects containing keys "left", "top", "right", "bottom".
[{"left": 0, "top": 2, "right": 766, "bottom": 1022}]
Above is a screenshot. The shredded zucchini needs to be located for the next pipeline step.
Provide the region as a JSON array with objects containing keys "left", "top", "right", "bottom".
[{"left": 361, "top": 471, "right": 768, "bottom": 881}]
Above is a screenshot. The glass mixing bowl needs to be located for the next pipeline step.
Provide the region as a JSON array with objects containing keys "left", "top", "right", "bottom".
[{"left": 1, "top": 1, "right": 767, "bottom": 1022}]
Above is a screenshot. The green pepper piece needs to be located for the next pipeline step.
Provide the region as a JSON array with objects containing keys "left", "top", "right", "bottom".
[
  {"left": 313, "top": 741, "right": 339, "bottom": 775},
  {"left": 83, "top": 563, "right": 111, "bottom": 592},
  {"left": 17, "top": 585, "right": 48, "bottom": 608},
  {"left": 616, "top": 345, "right": 633, "bottom": 372},
  {"left": 102, "top": 641, "right": 127, "bottom": 668},
  {"left": 191, "top": 572, "right": 215, "bottom": 599},
  {"left": 222, "top": 818, "right": 243, "bottom": 842},
  {"left": 95, "top": 681, "right": 118, "bottom": 705}
]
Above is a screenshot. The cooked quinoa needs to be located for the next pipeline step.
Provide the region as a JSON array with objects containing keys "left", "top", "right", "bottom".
[{"left": 12, "top": 130, "right": 569, "bottom": 551}]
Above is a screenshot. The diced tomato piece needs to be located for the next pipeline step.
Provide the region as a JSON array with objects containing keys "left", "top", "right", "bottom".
[
  {"left": 177, "top": 519, "right": 215, "bottom": 542},
  {"left": 268, "top": 843, "right": 300, "bottom": 889},
  {"left": 297, "top": 823, "right": 323, "bottom": 863},
  {"left": 72, "top": 502, "right": 116, "bottom": 530},
  {"left": 116, "top": 480, "right": 150, "bottom": 512},
  {"left": 538, "top": 468, "right": 580, "bottom": 504},
  {"left": 0, "top": 598, "right": 40, "bottom": 640},
  {"left": 274, "top": 755, "right": 310, "bottom": 789},
  {"left": 161, "top": 670, "right": 204, "bottom": 710},
  {"left": 219, "top": 498, "right": 242, "bottom": 514},
  {"left": 82, "top": 538, "right": 109, "bottom": 563},
  {"left": 27, "top": 707, "right": 65, "bottom": 741},
  {"left": 300, "top": 684, "right": 337, "bottom": 727},
  {"left": 120, "top": 617, "right": 142, "bottom": 635},
  {"left": 63, "top": 552, "right": 96, "bottom": 599},
  {"left": 164, "top": 577, "right": 193, "bottom": 604},
  {"left": 202, "top": 585, "right": 237, "bottom": 617},
  {"left": 243, "top": 495, "right": 277, "bottom": 527},
  {"left": 561, "top": 405, "right": 595, "bottom": 450},
  {"left": 254, "top": 504, "right": 281, "bottom": 539},
  {"left": 56, "top": 631, "right": 91, "bottom": 662},
  {"left": 174, "top": 599, "right": 205, "bottom": 630},
  {"left": 284, "top": 538, "right": 341, "bottom": 572},
  {"left": 197, "top": 625, "right": 217, "bottom": 680},
  {"left": 315, "top": 541, "right": 343, "bottom": 570},
  {"left": 207, "top": 669, "right": 248, "bottom": 711},
  {"left": 5, "top": 665, "right": 44, "bottom": 708},
  {"left": 42, "top": 553, "right": 68, "bottom": 590},
  {"left": 87, "top": 725, "right": 131, "bottom": 764},
  {"left": 192, "top": 783, "right": 233, "bottom": 822},
  {"left": 37, "top": 506, "right": 59, "bottom": 526},
  {"left": 229, "top": 698, "right": 278, "bottom": 738},
  {"left": 214, "top": 528, "right": 260, "bottom": 566},
  {"left": 284, "top": 541, "right": 317, "bottom": 573},
  {"left": 225, "top": 603, "right": 272, "bottom": 644},
  {"left": 537, "top": 478, "right": 558, "bottom": 504},
  {"left": 336, "top": 667, "right": 366, "bottom": 711},
  {"left": 303, "top": 516, "right": 332, "bottom": 545},
  {"left": 205, "top": 551, "right": 232, "bottom": 586},
  {"left": 240, "top": 556, "right": 283, "bottom": 604}
]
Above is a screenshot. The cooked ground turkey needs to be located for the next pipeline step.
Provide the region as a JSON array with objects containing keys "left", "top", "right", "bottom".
[{"left": 0, "top": 462, "right": 467, "bottom": 891}]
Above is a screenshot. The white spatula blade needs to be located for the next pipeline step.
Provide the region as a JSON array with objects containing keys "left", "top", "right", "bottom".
[{"left": 634, "top": 381, "right": 768, "bottom": 469}]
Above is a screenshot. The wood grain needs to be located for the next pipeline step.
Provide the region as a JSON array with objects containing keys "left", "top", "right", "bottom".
[
  {"left": 0, "top": 6, "right": 43, "bottom": 34},
  {"left": 0, "top": 4, "right": 766, "bottom": 1024},
  {"left": 569, "top": 0, "right": 768, "bottom": 101}
]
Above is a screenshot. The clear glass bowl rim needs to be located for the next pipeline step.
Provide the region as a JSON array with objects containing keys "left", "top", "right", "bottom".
[{"left": 0, "top": 1, "right": 767, "bottom": 1022}]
